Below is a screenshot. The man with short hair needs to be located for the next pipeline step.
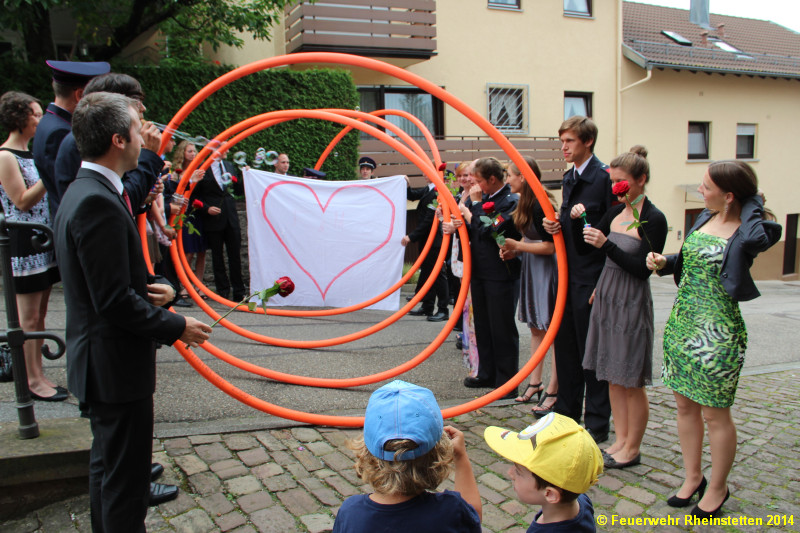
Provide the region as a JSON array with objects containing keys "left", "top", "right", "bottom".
[
  {"left": 275, "top": 152, "right": 290, "bottom": 175},
  {"left": 54, "top": 92, "right": 211, "bottom": 533},
  {"left": 32, "top": 60, "right": 110, "bottom": 217},
  {"left": 542, "top": 116, "right": 614, "bottom": 443},
  {"left": 359, "top": 156, "right": 377, "bottom": 179}
]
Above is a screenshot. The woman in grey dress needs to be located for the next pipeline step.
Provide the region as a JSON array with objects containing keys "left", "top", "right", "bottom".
[
  {"left": 576, "top": 146, "right": 667, "bottom": 469},
  {"left": 499, "top": 157, "right": 558, "bottom": 413}
]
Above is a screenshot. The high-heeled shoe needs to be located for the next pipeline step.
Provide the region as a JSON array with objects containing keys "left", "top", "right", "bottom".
[
  {"left": 532, "top": 392, "right": 557, "bottom": 418},
  {"left": 691, "top": 488, "right": 729, "bottom": 519},
  {"left": 515, "top": 382, "right": 543, "bottom": 403},
  {"left": 667, "top": 476, "right": 707, "bottom": 507}
]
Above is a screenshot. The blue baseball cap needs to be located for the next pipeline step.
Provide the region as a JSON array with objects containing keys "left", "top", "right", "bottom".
[{"left": 364, "top": 380, "right": 443, "bottom": 461}]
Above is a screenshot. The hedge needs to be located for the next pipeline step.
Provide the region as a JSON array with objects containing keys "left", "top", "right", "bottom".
[{"left": 0, "top": 59, "right": 361, "bottom": 179}]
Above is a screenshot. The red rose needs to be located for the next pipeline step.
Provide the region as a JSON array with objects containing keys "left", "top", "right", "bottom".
[
  {"left": 192, "top": 199, "right": 204, "bottom": 209},
  {"left": 612, "top": 181, "right": 630, "bottom": 196},
  {"left": 231, "top": 176, "right": 239, "bottom": 183},
  {"left": 437, "top": 162, "right": 447, "bottom": 172},
  {"left": 276, "top": 276, "right": 294, "bottom": 297},
  {"left": 482, "top": 201, "right": 495, "bottom": 214}
]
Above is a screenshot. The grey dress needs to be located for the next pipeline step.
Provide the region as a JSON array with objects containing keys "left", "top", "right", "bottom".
[
  {"left": 517, "top": 224, "right": 557, "bottom": 330},
  {"left": 583, "top": 232, "right": 653, "bottom": 388}
]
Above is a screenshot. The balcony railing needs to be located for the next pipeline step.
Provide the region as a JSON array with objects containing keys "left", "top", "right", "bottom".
[{"left": 285, "top": 1, "right": 436, "bottom": 59}]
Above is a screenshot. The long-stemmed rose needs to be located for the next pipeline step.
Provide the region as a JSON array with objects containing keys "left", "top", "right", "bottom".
[
  {"left": 479, "top": 201, "right": 507, "bottom": 247},
  {"left": 209, "top": 276, "right": 295, "bottom": 328},
  {"left": 612, "top": 180, "right": 654, "bottom": 253}
]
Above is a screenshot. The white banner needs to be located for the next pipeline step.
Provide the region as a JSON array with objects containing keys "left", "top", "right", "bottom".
[{"left": 244, "top": 170, "right": 407, "bottom": 311}]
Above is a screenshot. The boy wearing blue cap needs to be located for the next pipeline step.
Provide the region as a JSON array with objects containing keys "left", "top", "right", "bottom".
[{"left": 333, "top": 380, "right": 482, "bottom": 532}]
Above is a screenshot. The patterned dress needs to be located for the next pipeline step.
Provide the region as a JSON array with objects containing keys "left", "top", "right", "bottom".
[
  {"left": 0, "top": 148, "right": 60, "bottom": 294},
  {"left": 662, "top": 231, "right": 747, "bottom": 408}
]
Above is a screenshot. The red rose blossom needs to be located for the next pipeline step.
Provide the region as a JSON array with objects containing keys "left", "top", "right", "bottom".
[
  {"left": 231, "top": 176, "right": 239, "bottom": 183},
  {"left": 192, "top": 199, "right": 204, "bottom": 209},
  {"left": 437, "top": 162, "right": 448, "bottom": 172},
  {"left": 482, "top": 201, "right": 495, "bottom": 214},
  {"left": 276, "top": 276, "right": 295, "bottom": 297},
  {"left": 612, "top": 181, "right": 631, "bottom": 196}
]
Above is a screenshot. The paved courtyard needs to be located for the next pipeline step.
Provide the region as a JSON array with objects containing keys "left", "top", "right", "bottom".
[{"left": 3, "top": 370, "right": 799, "bottom": 532}]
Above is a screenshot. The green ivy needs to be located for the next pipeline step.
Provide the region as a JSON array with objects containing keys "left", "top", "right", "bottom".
[{"left": 0, "top": 59, "right": 360, "bottom": 179}]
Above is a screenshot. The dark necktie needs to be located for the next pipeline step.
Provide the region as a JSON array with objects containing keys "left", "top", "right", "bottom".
[{"left": 121, "top": 189, "right": 133, "bottom": 216}]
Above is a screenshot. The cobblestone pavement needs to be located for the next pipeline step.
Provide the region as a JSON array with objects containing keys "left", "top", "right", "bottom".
[{"left": 4, "top": 371, "right": 800, "bottom": 533}]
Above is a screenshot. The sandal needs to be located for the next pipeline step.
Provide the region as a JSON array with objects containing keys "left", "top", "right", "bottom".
[
  {"left": 532, "top": 392, "right": 557, "bottom": 418},
  {"left": 515, "top": 382, "right": 543, "bottom": 403}
]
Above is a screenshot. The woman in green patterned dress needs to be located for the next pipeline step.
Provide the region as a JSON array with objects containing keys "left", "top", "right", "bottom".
[{"left": 647, "top": 161, "right": 781, "bottom": 519}]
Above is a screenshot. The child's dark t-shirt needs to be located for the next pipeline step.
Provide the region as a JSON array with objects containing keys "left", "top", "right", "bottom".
[
  {"left": 332, "top": 490, "right": 481, "bottom": 533},
  {"left": 527, "top": 494, "right": 595, "bottom": 532}
]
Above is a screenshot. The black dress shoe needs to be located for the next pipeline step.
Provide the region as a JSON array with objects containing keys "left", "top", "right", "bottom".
[
  {"left": 30, "top": 388, "right": 69, "bottom": 402},
  {"left": 151, "top": 463, "right": 164, "bottom": 481},
  {"left": 604, "top": 453, "right": 641, "bottom": 469},
  {"left": 427, "top": 311, "right": 449, "bottom": 322},
  {"left": 173, "top": 296, "right": 192, "bottom": 307},
  {"left": 690, "top": 488, "right": 729, "bottom": 519},
  {"left": 463, "top": 377, "right": 493, "bottom": 388},
  {"left": 408, "top": 307, "right": 433, "bottom": 317},
  {"left": 149, "top": 483, "right": 178, "bottom": 506},
  {"left": 586, "top": 428, "right": 609, "bottom": 444},
  {"left": 667, "top": 477, "right": 707, "bottom": 507}
]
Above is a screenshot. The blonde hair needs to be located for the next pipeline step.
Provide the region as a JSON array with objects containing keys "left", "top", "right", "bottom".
[
  {"left": 348, "top": 433, "right": 454, "bottom": 496},
  {"left": 172, "top": 140, "right": 195, "bottom": 173}
]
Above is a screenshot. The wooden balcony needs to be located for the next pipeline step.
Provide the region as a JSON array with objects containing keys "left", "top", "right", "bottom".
[
  {"left": 360, "top": 137, "right": 567, "bottom": 189},
  {"left": 284, "top": 1, "right": 436, "bottom": 60}
]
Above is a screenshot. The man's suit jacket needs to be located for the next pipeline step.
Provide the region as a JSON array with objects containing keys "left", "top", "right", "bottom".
[
  {"left": 54, "top": 168, "right": 186, "bottom": 404},
  {"left": 466, "top": 183, "right": 522, "bottom": 281},
  {"left": 407, "top": 185, "right": 442, "bottom": 249},
  {"left": 191, "top": 160, "right": 244, "bottom": 232},
  {"left": 54, "top": 132, "right": 162, "bottom": 211},
  {"left": 32, "top": 103, "right": 72, "bottom": 218},
  {"left": 558, "top": 154, "right": 615, "bottom": 285}
]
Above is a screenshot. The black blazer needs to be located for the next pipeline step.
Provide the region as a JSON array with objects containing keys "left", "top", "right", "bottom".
[
  {"left": 192, "top": 159, "right": 244, "bottom": 232},
  {"left": 466, "top": 184, "right": 522, "bottom": 281},
  {"left": 32, "top": 103, "right": 72, "bottom": 218},
  {"left": 589, "top": 197, "right": 668, "bottom": 280},
  {"left": 54, "top": 131, "right": 162, "bottom": 211},
  {"left": 54, "top": 168, "right": 186, "bottom": 404},
  {"left": 407, "top": 185, "right": 442, "bottom": 249},
  {"left": 659, "top": 195, "right": 781, "bottom": 302},
  {"left": 559, "top": 155, "right": 615, "bottom": 285}
]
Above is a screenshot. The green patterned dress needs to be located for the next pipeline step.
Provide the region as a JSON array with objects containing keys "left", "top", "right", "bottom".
[{"left": 662, "top": 231, "right": 747, "bottom": 408}]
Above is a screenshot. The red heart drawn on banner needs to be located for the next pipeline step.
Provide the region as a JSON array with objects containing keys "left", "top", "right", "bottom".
[{"left": 261, "top": 181, "right": 396, "bottom": 300}]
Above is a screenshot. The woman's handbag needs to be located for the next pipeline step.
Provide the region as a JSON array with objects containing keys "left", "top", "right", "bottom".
[{"left": 0, "top": 343, "right": 13, "bottom": 382}]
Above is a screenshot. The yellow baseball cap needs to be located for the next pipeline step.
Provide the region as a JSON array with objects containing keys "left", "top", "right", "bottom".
[{"left": 484, "top": 413, "right": 602, "bottom": 494}]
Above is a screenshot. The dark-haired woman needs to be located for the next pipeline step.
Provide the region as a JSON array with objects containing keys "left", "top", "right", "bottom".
[
  {"left": 0, "top": 91, "right": 63, "bottom": 401},
  {"left": 647, "top": 160, "right": 781, "bottom": 518},
  {"left": 576, "top": 146, "right": 667, "bottom": 470},
  {"left": 499, "top": 157, "right": 559, "bottom": 414}
]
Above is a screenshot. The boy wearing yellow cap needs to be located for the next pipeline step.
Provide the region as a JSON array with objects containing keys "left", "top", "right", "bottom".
[{"left": 484, "top": 412, "right": 603, "bottom": 532}]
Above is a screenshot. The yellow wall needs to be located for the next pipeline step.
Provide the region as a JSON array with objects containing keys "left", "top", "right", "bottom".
[{"left": 619, "top": 63, "right": 800, "bottom": 277}]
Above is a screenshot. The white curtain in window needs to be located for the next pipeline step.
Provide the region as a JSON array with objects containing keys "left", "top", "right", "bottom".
[
  {"left": 385, "top": 93, "right": 434, "bottom": 138},
  {"left": 490, "top": 90, "right": 522, "bottom": 130},
  {"left": 564, "top": 0, "right": 589, "bottom": 14},
  {"left": 564, "top": 96, "right": 587, "bottom": 120},
  {"left": 688, "top": 124, "right": 707, "bottom": 155}
]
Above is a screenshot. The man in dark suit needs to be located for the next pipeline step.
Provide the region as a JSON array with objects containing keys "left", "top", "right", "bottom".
[
  {"left": 543, "top": 116, "right": 615, "bottom": 443},
  {"left": 54, "top": 92, "right": 211, "bottom": 533},
  {"left": 191, "top": 155, "right": 246, "bottom": 300},
  {"left": 32, "top": 60, "right": 110, "bottom": 218},
  {"left": 461, "top": 158, "right": 522, "bottom": 398},
  {"left": 402, "top": 177, "right": 449, "bottom": 321}
]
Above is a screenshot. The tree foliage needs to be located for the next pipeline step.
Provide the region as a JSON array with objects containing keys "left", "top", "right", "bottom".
[{"left": 0, "top": 0, "right": 296, "bottom": 64}]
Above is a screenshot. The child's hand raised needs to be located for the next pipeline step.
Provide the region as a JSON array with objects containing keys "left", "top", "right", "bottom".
[{"left": 444, "top": 425, "right": 467, "bottom": 459}]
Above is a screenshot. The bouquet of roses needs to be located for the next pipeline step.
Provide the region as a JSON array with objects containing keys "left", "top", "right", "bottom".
[
  {"left": 210, "top": 276, "right": 295, "bottom": 328},
  {"left": 612, "top": 180, "right": 654, "bottom": 253}
]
